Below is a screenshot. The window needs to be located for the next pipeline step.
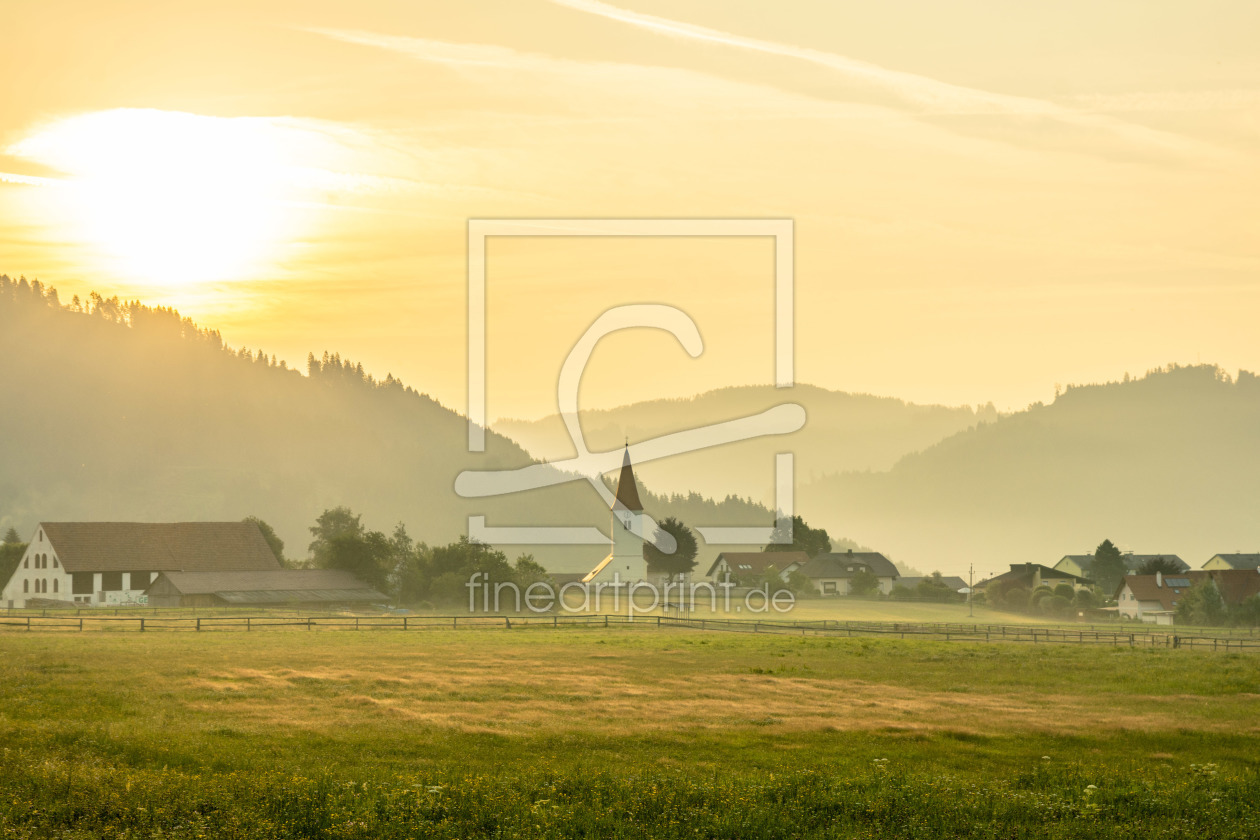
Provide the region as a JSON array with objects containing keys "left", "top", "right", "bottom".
[
  {"left": 823, "top": 581, "right": 837, "bottom": 594},
  {"left": 53, "top": 580, "right": 58, "bottom": 593},
  {"left": 23, "top": 558, "right": 28, "bottom": 568},
  {"left": 52, "top": 557, "right": 58, "bottom": 568},
  {"left": 101, "top": 572, "right": 123, "bottom": 592},
  {"left": 129, "top": 571, "right": 151, "bottom": 590},
  {"left": 23, "top": 580, "right": 28, "bottom": 593},
  {"left": 71, "top": 573, "right": 94, "bottom": 595}
]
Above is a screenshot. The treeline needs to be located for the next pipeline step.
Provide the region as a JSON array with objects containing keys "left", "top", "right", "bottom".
[{"left": 288, "top": 507, "right": 551, "bottom": 607}]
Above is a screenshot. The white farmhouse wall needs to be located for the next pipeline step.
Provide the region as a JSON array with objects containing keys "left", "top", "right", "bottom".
[{"left": 1, "top": 525, "right": 149, "bottom": 608}]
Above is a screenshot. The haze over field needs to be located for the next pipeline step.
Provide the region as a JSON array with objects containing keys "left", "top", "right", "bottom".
[{"left": 4, "top": 276, "right": 1258, "bottom": 577}]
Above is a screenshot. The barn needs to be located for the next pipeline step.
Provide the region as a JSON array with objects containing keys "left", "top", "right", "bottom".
[
  {"left": 145, "top": 569, "right": 386, "bottom": 608},
  {"left": 1, "top": 521, "right": 282, "bottom": 608}
]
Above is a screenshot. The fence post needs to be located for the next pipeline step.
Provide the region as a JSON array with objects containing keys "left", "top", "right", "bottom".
[
  {"left": 403, "top": 616, "right": 408, "bottom": 631},
  {"left": 140, "top": 618, "right": 145, "bottom": 632},
  {"left": 657, "top": 616, "right": 661, "bottom": 628},
  {"left": 79, "top": 618, "right": 83, "bottom": 632},
  {"left": 307, "top": 617, "right": 312, "bottom": 631},
  {"left": 26, "top": 616, "right": 30, "bottom": 631},
  {"left": 604, "top": 615, "right": 608, "bottom": 628},
  {"left": 247, "top": 617, "right": 251, "bottom": 632},
  {"left": 196, "top": 618, "right": 201, "bottom": 632}
]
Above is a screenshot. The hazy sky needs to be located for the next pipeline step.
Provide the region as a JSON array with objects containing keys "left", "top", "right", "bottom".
[{"left": 2, "top": 0, "right": 1258, "bottom": 419}]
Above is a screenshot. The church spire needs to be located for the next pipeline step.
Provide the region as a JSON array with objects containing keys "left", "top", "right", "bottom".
[{"left": 612, "top": 444, "right": 643, "bottom": 512}]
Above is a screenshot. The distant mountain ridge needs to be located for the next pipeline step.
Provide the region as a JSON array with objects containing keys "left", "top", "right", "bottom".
[
  {"left": 495, "top": 385, "right": 994, "bottom": 504},
  {"left": 798, "top": 364, "right": 1260, "bottom": 575}
]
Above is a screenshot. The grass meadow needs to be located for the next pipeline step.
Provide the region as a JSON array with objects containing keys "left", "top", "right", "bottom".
[{"left": 2, "top": 626, "right": 1258, "bottom": 838}]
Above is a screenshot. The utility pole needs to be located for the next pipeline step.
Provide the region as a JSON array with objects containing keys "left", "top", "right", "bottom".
[{"left": 968, "top": 563, "right": 975, "bottom": 618}]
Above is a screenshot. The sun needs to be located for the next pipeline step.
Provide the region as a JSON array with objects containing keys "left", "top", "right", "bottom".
[{"left": 10, "top": 109, "right": 302, "bottom": 287}]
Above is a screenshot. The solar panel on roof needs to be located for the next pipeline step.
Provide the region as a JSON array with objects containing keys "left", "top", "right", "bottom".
[{"left": 1164, "top": 577, "right": 1191, "bottom": 587}]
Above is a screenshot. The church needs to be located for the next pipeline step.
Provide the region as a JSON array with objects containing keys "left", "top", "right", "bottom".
[{"left": 581, "top": 445, "right": 650, "bottom": 585}]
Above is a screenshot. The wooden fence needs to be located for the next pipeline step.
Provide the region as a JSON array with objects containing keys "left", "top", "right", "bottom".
[{"left": 2, "top": 612, "right": 1258, "bottom": 650}]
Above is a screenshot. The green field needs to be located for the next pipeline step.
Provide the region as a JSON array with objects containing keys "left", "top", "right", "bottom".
[{"left": 2, "top": 627, "right": 1258, "bottom": 838}]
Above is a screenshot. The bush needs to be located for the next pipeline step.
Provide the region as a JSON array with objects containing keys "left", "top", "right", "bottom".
[
  {"left": 999, "top": 585, "right": 1028, "bottom": 611},
  {"left": 1028, "top": 585, "right": 1054, "bottom": 611},
  {"left": 1041, "top": 594, "right": 1072, "bottom": 617},
  {"left": 1073, "top": 588, "right": 1098, "bottom": 609}
]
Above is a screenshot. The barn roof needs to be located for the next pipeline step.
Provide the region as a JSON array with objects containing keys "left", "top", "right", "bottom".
[
  {"left": 148, "top": 569, "right": 384, "bottom": 603},
  {"left": 40, "top": 522, "right": 282, "bottom": 573}
]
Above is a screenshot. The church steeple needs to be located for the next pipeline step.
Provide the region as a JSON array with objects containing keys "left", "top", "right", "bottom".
[{"left": 612, "top": 444, "right": 643, "bottom": 512}]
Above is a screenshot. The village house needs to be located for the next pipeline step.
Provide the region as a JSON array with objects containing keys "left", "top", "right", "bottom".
[
  {"left": 797, "top": 550, "right": 900, "bottom": 595},
  {"left": 1201, "top": 553, "right": 1260, "bottom": 571},
  {"left": 145, "top": 569, "right": 385, "bottom": 608},
  {"left": 977, "top": 563, "right": 1092, "bottom": 600},
  {"left": 1053, "top": 553, "right": 1188, "bottom": 579},
  {"left": 1113, "top": 571, "right": 1203, "bottom": 624},
  {"left": 0, "top": 521, "right": 283, "bottom": 608},
  {"left": 1114, "top": 568, "right": 1260, "bottom": 625},
  {"left": 705, "top": 551, "right": 809, "bottom": 585}
]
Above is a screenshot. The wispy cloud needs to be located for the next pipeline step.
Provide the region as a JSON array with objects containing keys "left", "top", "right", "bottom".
[
  {"left": 308, "top": 27, "right": 907, "bottom": 125},
  {"left": 546, "top": 0, "right": 1223, "bottom": 159}
]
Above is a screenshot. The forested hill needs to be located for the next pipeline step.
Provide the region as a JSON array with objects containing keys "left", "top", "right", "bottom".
[
  {"left": 497, "top": 385, "right": 991, "bottom": 504},
  {"left": 799, "top": 364, "right": 1260, "bottom": 574},
  {"left": 0, "top": 275, "right": 799, "bottom": 572}
]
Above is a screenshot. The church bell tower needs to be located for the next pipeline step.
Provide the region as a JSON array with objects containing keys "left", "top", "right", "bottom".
[{"left": 583, "top": 445, "right": 649, "bottom": 584}]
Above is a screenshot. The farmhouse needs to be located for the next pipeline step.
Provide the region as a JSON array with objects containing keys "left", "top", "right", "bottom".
[
  {"left": 0, "top": 521, "right": 282, "bottom": 609},
  {"left": 1054, "top": 553, "right": 1188, "bottom": 578},
  {"left": 1201, "top": 553, "right": 1260, "bottom": 571},
  {"left": 797, "top": 550, "right": 899, "bottom": 595},
  {"left": 145, "top": 569, "right": 385, "bottom": 607},
  {"left": 705, "top": 551, "right": 809, "bottom": 584}
]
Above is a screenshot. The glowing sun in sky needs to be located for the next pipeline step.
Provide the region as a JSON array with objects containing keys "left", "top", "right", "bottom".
[{"left": 9, "top": 109, "right": 314, "bottom": 287}]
